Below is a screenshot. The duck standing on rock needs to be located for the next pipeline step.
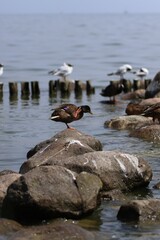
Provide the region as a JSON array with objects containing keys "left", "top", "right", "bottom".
[
  {"left": 48, "top": 63, "right": 73, "bottom": 82},
  {"left": 107, "top": 64, "right": 132, "bottom": 80},
  {"left": 142, "top": 102, "right": 160, "bottom": 123},
  {"left": 50, "top": 103, "right": 92, "bottom": 129}
]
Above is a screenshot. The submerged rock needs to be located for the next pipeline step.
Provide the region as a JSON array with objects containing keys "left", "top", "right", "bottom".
[
  {"left": 130, "top": 124, "right": 160, "bottom": 142},
  {"left": 8, "top": 222, "right": 103, "bottom": 240},
  {"left": 117, "top": 199, "right": 160, "bottom": 222}
]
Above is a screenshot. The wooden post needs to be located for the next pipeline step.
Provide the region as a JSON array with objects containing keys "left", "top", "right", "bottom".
[
  {"left": 74, "top": 80, "right": 83, "bottom": 98},
  {"left": 49, "top": 80, "right": 57, "bottom": 96},
  {"left": 133, "top": 79, "right": 145, "bottom": 91},
  {"left": 145, "top": 79, "right": 152, "bottom": 89},
  {"left": 9, "top": 82, "right": 18, "bottom": 96},
  {"left": 21, "top": 82, "right": 30, "bottom": 96},
  {"left": 122, "top": 79, "right": 132, "bottom": 93},
  {"left": 0, "top": 83, "right": 3, "bottom": 101},
  {"left": 86, "top": 80, "right": 95, "bottom": 95},
  {"left": 31, "top": 81, "right": 40, "bottom": 97}
]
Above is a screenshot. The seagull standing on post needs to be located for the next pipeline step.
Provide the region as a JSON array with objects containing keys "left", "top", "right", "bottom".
[
  {"left": 107, "top": 64, "right": 132, "bottom": 80},
  {"left": 48, "top": 63, "right": 73, "bottom": 81},
  {"left": 132, "top": 67, "right": 149, "bottom": 80}
]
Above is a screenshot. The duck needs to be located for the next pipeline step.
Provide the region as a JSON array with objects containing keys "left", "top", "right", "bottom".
[
  {"left": 100, "top": 82, "right": 124, "bottom": 103},
  {"left": 107, "top": 64, "right": 132, "bottom": 80},
  {"left": 132, "top": 67, "right": 149, "bottom": 80},
  {"left": 48, "top": 63, "right": 73, "bottom": 81},
  {"left": 50, "top": 103, "right": 92, "bottom": 129},
  {"left": 142, "top": 102, "right": 160, "bottom": 123},
  {"left": 0, "top": 64, "right": 4, "bottom": 77}
]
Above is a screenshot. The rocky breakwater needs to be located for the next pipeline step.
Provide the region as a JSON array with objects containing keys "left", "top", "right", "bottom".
[{"left": 1, "top": 129, "right": 152, "bottom": 224}]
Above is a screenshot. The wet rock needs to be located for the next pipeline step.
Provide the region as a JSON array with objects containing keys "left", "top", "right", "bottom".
[
  {"left": 27, "top": 129, "right": 102, "bottom": 159},
  {"left": 145, "top": 71, "right": 160, "bottom": 98},
  {"left": 101, "top": 189, "right": 127, "bottom": 201},
  {"left": 0, "top": 170, "right": 21, "bottom": 210},
  {"left": 2, "top": 166, "right": 102, "bottom": 223},
  {"left": 8, "top": 222, "right": 101, "bottom": 240},
  {"left": 130, "top": 124, "right": 160, "bottom": 142},
  {"left": 51, "top": 151, "right": 152, "bottom": 191},
  {"left": 21, "top": 129, "right": 102, "bottom": 173},
  {"left": 0, "top": 218, "right": 22, "bottom": 236},
  {"left": 117, "top": 199, "right": 160, "bottom": 222},
  {"left": 122, "top": 89, "right": 145, "bottom": 100},
  {"left": 105, "top": 115, "right": 152, "bottom": 130}
]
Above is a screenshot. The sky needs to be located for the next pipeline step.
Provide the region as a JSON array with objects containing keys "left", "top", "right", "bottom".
[{"left": 0, "top": 0, "right": 160, "bottom": 14}]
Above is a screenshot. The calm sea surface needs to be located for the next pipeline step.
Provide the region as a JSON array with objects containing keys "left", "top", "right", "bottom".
[{"left": 1, "top": 13, "right": 160, "bottom": 239}]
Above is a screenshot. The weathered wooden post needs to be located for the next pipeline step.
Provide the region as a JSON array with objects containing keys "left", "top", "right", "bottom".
[
  {"left": 74, "top": 80, "right": 83, "bottom": 98},
  {"left": 133, "top": 79, "right": 145, "bottom": 91},
  {"left": 21, "top": 82, "right": 30, "bottom": 98},
  {"left": 86, "top": 80, "right": 95, "bottom": 95},
  {"left": 31, "top": 81, "right": 40, "bottom": 98},
  {"left": 145, "top": 79, "right": 152, "bottom": 89},
  {"left": 49, "top": 80, "right": 57, "bottom": 97},
  {"left": 9, "top": 82, "right": 18, "bottom": 96},
  {"left": 122, "top": 79, "right": 132, "bottom": 93},
  {"left": 0, "top": 82, "right": 3, "bottom": 101}
]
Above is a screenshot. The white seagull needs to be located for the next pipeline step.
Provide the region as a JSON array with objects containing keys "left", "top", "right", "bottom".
[
  {"left": 133, "top": 67, "right": 149, "bottom": 80},
  {"left": 49, "top": 63, "right": 73, "bottom": 81},
  {"left": 108, "top": 64, "right": 132, "bottom": 80},
  {"left": 0, "top": 64, "right": 4, "bottom": 77}
]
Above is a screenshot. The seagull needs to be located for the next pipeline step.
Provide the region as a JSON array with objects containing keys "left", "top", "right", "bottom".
[
  {"left": 0, "top": 64, "right": 4, "bottom": 77},
  {"left": 48, "top": 63, "right": 73, "bottom": 81},
  {"left": 132, "top": 67, "right": 149, "bottom": 80},
  {"left": 107, "top": 64, "right": 132, "bottom": 80}
]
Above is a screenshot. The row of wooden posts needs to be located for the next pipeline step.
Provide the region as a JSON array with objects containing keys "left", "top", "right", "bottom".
[
  {"left": 0, "top": 78, "right": 152, "bottom": 100},
  {"left": 109, "top": 78, "right": 152, "bottom": 93},
  {"left": 0, "top": 80, "right": 95, "bottom": 99}
]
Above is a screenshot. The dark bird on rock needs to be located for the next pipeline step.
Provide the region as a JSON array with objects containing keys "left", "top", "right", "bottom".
[
  {"left": 50, "top": 103, "right": 92, "bottom": 129},
  {"left": 142, "top": 102, "right": 160, "bottom": 123},
  {"left": 100, "top": 82, "right": 124, "bottom": 103}
]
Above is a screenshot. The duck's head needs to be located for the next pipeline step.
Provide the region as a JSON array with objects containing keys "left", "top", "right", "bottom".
[{"left": 80, "top": 105, "right": 93, "bottom": 114}]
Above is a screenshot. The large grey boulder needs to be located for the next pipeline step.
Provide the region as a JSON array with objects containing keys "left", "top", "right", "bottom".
[
  {"left": 21, "top": 129, "right": 102, "bottom": 173},
  {"left": 2, "top": 166, "right": 102, "bottom": 223},
  {"left": 59, "top": 151, "right": 152, "bottom": 191}
]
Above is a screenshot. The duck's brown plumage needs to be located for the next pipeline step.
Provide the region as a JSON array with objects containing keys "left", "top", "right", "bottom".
[
  {"left": 142, "top": 102, "right": 160, "bottom": 123},
  {"left": 50, "top": 103, "right": 92, "bottom": 128}
]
